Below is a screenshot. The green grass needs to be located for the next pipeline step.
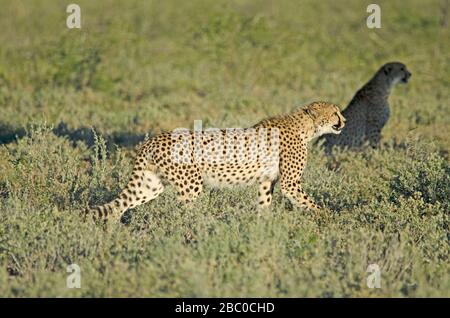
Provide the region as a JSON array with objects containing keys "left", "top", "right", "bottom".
[{"left": 0, "top": 0, "right": 449, "bottom": 297}]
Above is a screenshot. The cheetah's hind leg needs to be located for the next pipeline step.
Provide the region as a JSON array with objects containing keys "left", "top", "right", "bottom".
[
  {"left": 164, "top": 165, "right": 204, "bottom": 205},
  {"left": 85, "top": 164, "right": 164, "bottom": 222}
]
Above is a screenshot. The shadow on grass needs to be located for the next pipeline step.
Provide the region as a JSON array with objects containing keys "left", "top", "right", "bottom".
[
  {"left": 0, "top": 123, "right": 26, "bottom": 145},
  {"left": 0, "top": 121, "right": 149, "bottom": 149},
  {"left": 53, "top": 122, "right": 149, "bottom": 149}
]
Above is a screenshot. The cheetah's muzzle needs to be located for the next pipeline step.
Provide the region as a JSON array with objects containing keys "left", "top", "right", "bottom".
[
  {"left": 401, "top": 71, "right": 412, "bottom": 84},
  {"left": 332, "top": 116, "right": 345, "bottom": 132}
]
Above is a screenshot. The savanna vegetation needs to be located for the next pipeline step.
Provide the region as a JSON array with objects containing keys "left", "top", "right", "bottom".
[{"left": 0, "top": 0, "right": 448, "bottom": 297}]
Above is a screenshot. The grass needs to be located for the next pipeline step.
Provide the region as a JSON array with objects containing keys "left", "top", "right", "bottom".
[{"left": 0, "top": 0, "right": 449, "bottom": 297}]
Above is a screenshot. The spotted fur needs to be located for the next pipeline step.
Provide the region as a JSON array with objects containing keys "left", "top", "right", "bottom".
[
  {"left": 320, "top": 62, "right": 411, "bottom": 154},
  {"left": 85, "top": 101, "right": 345, "bottom": 221}
]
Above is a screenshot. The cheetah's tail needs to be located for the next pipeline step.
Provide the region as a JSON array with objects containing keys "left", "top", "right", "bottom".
[
  {"left": 83, "top": 198, "right": 123, "bottom": 222},
  {"left": 83, "top": 148, "right": 164, "bottom": 222}
]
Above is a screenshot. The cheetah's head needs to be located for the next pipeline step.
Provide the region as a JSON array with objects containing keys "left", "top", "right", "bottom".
[
  {"left": 380, "top": 62, "right": 412, "bottom": 86},
  {"left": 305, "top": 102, "right": 346, "bottom": 138}
]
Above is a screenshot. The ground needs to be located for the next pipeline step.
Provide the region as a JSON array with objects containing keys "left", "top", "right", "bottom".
[{"left": 0, "top": 0, "right": 448, "bottom": 297}]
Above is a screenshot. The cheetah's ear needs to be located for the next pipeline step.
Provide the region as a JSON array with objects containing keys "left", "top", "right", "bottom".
[
  {"left": 384, "top": 65, "right": 392, "bottom": 75},
  {"left": 305, "top": 105, "right": 320, "bottom": 120}
]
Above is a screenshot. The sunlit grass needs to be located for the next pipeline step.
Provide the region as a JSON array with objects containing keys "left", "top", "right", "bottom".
[{"left": 0, "top": 0, "right": 448, "bottom": 297}]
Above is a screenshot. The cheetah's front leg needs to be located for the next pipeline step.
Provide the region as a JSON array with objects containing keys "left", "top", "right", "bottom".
[
  {"left": 280, "top": 179, "right": 319, "bottom": 211},
  {"left": 366, "top": 125, "right": 382, "bottom": 148},
  {"left": 278, "top": 144, "right": 320, "bottom": 211}
]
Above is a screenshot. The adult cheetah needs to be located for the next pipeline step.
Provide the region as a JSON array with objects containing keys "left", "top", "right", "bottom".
[
  {"left": 86, "top": 101, "right": 345, "bottom": 221},
  {"left": 320, "top": 62, "right": 411, "bottom": 154}
]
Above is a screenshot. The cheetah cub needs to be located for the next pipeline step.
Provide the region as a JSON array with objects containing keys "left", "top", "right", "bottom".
[
  {"left": 320, "top": 62, "right": 411, "bottom": 153},
  {"left": 86, "top": 101, "right": 345, "bottom": 221}
]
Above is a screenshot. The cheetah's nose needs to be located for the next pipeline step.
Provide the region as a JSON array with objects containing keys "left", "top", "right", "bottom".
[
  {"left": 339, "top": 116, "right": 345, "bottom": 128},
  {"left": 332, "top": 116, "right": 344, "bottom": 131}
]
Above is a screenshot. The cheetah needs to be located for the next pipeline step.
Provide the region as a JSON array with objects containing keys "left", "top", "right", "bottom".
[
  {"left": 319, "top": 62, "right": 411, "bottom": 154},
  {"left": 85, "top": 101, "right": 345, "bottom": 221}
]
